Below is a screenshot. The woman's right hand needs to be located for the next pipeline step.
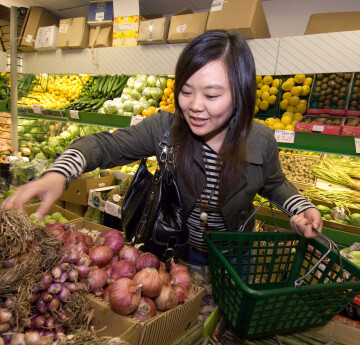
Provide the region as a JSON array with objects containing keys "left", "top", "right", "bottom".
[{"left": 1, "top": 172, "right": 66, "bottom": 220}]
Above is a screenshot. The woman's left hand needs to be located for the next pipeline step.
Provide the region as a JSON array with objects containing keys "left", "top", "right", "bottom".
[{"left": 290, "top": 208, "right": 323, "bottom": 238}]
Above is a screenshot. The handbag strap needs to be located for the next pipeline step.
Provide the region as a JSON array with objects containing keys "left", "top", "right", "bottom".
[{"left": 159, "top": 117, "right": 176, "bottom": 172}]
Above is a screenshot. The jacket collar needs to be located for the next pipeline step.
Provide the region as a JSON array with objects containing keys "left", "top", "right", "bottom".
[{"left": 244, "top": 121, "right": 263, "bottom": 165}]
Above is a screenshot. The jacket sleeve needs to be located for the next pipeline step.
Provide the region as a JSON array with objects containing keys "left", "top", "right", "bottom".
[{"left": 67, "top": 112, "right": 172, "bottom": 172}]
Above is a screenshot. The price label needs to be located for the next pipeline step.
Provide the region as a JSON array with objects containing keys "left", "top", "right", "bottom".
[
  {"left": 105, "top": 201, "right": 121, "bottom": 218},
  {"left": 312, "top": 125, "right": 324, "bottom": 132},
  {"left": 130, "top": 116, "right": 144, "bottom": 126},
  {"left": 274, "top": 130, "right": 295, "bottom": 143},
  {"left": 355, "top": 138, "right": 360, "bottom": 154},
  {"left": 32, "top": 105, "right": 42, "bottom": 114},
  {"left": 69, "top": 110, "right": 79, "bottom": 119}
]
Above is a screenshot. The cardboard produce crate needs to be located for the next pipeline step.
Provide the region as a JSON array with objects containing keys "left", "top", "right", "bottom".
[
  {"left": 24, "top": 203, "right": 82, "bottom": 223},
  {"left": 67, "top": 218, "right": 111, "bottom": 233},
  {"left": 205, "top": 0, "right": 270, "bottom": 39},
  {"left": 86, "top": 285, "right": 204, "bottom": 345},
  {"left": 61, "top": 175, "right": 115, "bottom": 206},
  {"left": 56, "top": 17, "right": 90, "bottom": 49},
  {"left": 138, "top": 17, "right": 170, "bottom": 45},
  {"left": 88, "top": 185, "right": 116, "bottom": 212}
]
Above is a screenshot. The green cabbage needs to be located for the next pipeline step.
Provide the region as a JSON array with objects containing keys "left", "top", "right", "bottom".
[
  {"left": 156, "top": 77, "right": 167, "bottom": 89},
  {"left": 122, "top": 100, "right": 133, "bottom": 112},
  {"left": 126, "top": 76, "right": 136, "bottom": 88},
  {"left": 134, "top": 77, "right": 147, "bottom": 92},
  {"left": 103, "top": 100, "right": 118, "bottom": 114},
  {"left": 146, "top": 75, "right": 157, "bottom": 87}
]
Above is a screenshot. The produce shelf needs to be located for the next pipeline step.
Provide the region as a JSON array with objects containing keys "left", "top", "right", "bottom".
[
  {"left": 0, "top": 101, "right": 8, "bottom": 111},
  {"left": 276, "top": 131, "right": 360, "bottom": 156}
]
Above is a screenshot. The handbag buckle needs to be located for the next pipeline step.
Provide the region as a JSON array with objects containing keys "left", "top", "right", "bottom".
[{"left": 159, "top": 142, "right": 176, "bottom": 171}]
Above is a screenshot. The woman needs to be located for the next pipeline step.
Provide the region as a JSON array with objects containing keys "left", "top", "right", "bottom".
[{"left": 2, "top": 30, "right": 322, "bottom": 266}]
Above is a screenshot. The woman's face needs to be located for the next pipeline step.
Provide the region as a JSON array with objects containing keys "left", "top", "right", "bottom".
[{"left": 178, "top": 59, "right": 235, "bottom": 150}]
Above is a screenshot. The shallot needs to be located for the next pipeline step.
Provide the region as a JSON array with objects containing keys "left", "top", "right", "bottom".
[
  {"left": 109, "top": 278, "right": 142, "bottom": 315},
  {"left": 136, "top": 252, "right": 160, "bottom": 271},
  {"left": 89, "top": 246, "right": 113, "bottom": 268},
  {"left": 154, "top": 284, "right": 178, "bottom": 311},
  {"left": 133, "top": 297, "right": 156, "bottom": 321},
  {"left": 133, "top": 268, "right": 162, "bottom": 298},
  {"left": 88, "top": 267, "right": 108, "bottom": 292},
  {"left": 119, "top": 245, "right": 140, "bottom": 266},
  {"left": 74, "top": 265, "right": 90, "bottom": 278},
  {"left": 111, "top": 260, "right": 136, "bottom": 280}
]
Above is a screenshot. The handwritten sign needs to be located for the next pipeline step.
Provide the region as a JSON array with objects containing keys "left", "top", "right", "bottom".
[
  {"left": 274, "top": 130, "right": 295, "bottom": 143},
  {"left": 130, "top": 116, "right": 144, "bottom": 126},
  {"left": 69, "top": 110, "right": 79, "bottom": 119},
  {"left": 355, "top": 138, "right": 360, "bottom": 154},
  {"left": 32, "top": 105, "right": 42, "bottom": 114}
]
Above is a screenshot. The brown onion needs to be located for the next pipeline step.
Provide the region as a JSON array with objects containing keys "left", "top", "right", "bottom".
[
  {"left": 158, "top": 269, "right": 170, "bottom": 285},
  {"left": 133, "top": 268, "right": 162, "bottom": 298},
  {"left": 119, "top": 245, "right": 140, "bottom": 266},
  {"left": 109, "top": 278, "right": 142, "bottom": 315},
  {"left": 133, "top": 297, "right": 156, "bottom": 321},
  {"left": 88, "top": 267, "right": 108, "bottom": 292},
  {"left": 170, "top": 259, "right": 188, "bottom": 276},
  {"left": 136, "top": 252, "right": 160, "bottom": 271},
  {"left": 111, "top": 260, "right": 136, "bottom": 280},
  {"left": 154, "top": 284, "right": 178, "bottom": 311},
  {"left": 171, "top": 270, "right": 191, "bottom": 290},
  {"left": 9, "top": 333, "right": 25, "bottom": 345},
  {"left": 89, "top": 246, "right": 113, "bottom": 268},
  {"left": 0, "top": 322, "right": 10, "bottom": 333},
  {"left": 0, "top": 308, "right": 13, "bottom": 324},
  {"left": 173, "top": 284, "right": 188, "bottom": 304},
  {"left": 24, "top": 331, "right": 41, "bottom": 345}
]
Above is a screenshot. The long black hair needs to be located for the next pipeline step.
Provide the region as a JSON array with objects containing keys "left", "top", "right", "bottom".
[{"left": 171, "top": 30, "right": 257, "bottom": 204}]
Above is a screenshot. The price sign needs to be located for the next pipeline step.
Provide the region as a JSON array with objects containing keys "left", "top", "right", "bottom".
[
  {"left": 355, "top": 138, "right": 360, "bottom": 154},
  {"left": 105, "top": 201, "right": 121, "bottom": 218},
  {"left": 274, "top": 130, "right": 295, "bottom": 143},
  {"left": 69, "top": 110, "right": 79, "bottom": 119},
  {"left": 32, "top": 105, "right": 42, "bottom": 114},
  {"left": 130, "top": 115, "right": 144, "bottom": 126},
  {"left": 312, "top": 125, "right": 324, "bottom": 132}
]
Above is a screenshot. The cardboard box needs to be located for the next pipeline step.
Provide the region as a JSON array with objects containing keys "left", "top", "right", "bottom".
[
  {"left": 0, "top": 19, "right": 10, "bottom": 50},
  {"left": 34, "top": 25, "right": 58, "bottom": 51},
  {"left": 87, "top": 0, "right": 113, "bottom": 26},
  {"left": 138, "top": 17, "right": 170, "bottom": 45},
  {"left": 61, "top": 175, "right": 115, "bottom": 206},
  {"left": 86, "top": 285, "right": 204, "bottom": 345},
  {"left": 24, "top": 203, "right": 82, "bottom": 223},
  {"left": 67, "top": 218, "right": 111, "bottom": 233},
  {"left": 205, "top": 0, "right": 270, "bottom": 39},
  {"left": 89, "top": 25, "right": 113, "bottom": 47},
  {"left": 305, "top": 12, "right": 360, "bottom": 35},
  {"left": 88, "top": 185, "right": 116, "bottom": 211},
  {"left": 295, "top": 115, "right": 342, "bottom": 135},
  {"left": 18, "top": 7, "right": 59, "bottom": 52},
  {"left": 56, "top": 17, "right": 90, "bottom": 49},
  {"left": 167, "top": 11, "right": 208, "bottom": 44}
]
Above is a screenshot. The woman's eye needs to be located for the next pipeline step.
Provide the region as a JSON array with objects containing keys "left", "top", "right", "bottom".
[
  {"left": 206, "top": 95, "right": 219, "bottom": 99},
  {"left": 181, "top": 90, "right": 191, "bottom": 95}
]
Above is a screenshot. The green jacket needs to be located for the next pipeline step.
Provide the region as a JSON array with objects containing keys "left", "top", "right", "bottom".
[{"left": 70, "top": 111, "right": 299, "bottom": 231}]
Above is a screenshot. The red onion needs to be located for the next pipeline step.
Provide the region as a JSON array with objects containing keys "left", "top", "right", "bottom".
[
  {"left": 67, "top": 269, "right": 78, "bottom": 282},
  {"left": 136, "top": 252, "right": 160, "bottom": 271},
  {"left": 29, "top": 293, "right": 40, "bottom": 304},
  {"left": 74, "top": 265, "right": 90, "bottom": 278},
  {"left": 57, "top": 310, "right": 68, "bottom": 322},
  {"left": 102, "top": 232, "right": 124, "bottom": 255},
  {"left": 133, "top": 296, "right": 157, "bottom": 321},
  {"left": 20, "top": 317, "right": 31, "bottom": 329},
  {"left": 111, "top": 260, "right": 136, "bottom": 280},
  {"left": 45, "top": 222, "right": 67, "bottom": 242},
  {"left": 170, "top": 259, "right": 188, "bottom": 276},
  {"left": 47, "top": 298, "right": 60, "bottom": 312},
  {"left": 40, "top": 292, "right": 53, "bottom": 303},
  {"left": 9, "top": 333, "right": 26, "bottom": 345},
  {"left": 36, "top": 298, "right": 47, "bottom": 313},
  {"left": 58, "top": 286, "right": 71, "bottom": 303},
  {"left": 109, "top": 278, "right": 142, "bottom": 316},
  {"left": 88, "top": 267, "right": 108, "bottom": 292},
  {"left": 159, "top": 261, "right": 166, "bottom": 271},
  {"left": 103, "top": 284, "right": 112, "bottom": 303},
  {"left": 119, "top": 245, "right": 140, "bottom": 266},
  {"left": 0, "top": 308, "right": 13, "bottom": 323},
  {"left": 64, "top": 241, "right": 90, "bottom": 254},
  {"left": 171, "top": 270, "right": 191, "bottom": 290},
  {"left": 99, "top": 228, "right": 119, "bottom": 239},
  {"left": 54, "top": 271, "right": 68, "bottom": 284},
  {"left": 76, "top": 282, "right": 88, "bottom": 292},
  {"left": 40, "top": 330, "right": 55, "bottom": 340},
  {"left": 44, "top": 317, "right": 55, "bottom": 329},
  {"left": 77, "top": 252, "right": 91, "bottom": 266},
  {"left": 62, "top": 282, "right": 78, "bottom": 292},
  {"left": 2, "top": 335, "right": 11, "bottom": 344},
  {"left": 154, "top": 284, "right": 178, "bottom": 311},
  {"left": 4, "top": 299, "right": 14, "bottom": 308},
  {"left": 173, "top": 284, "right": 188, "bottom": 304},
  {"left": 133, "top": 268, "right": 162, "bottom": 298},
  {"left": 105, "top": 265, "right": 113, "bottom": 279},
  {"left": 34, "top": 315, "right": 45, "bottom": 328},
  {"left": 47, "top": 283, "right": 62, "bottom": 295},
  {"left": 51, "top": 265, "right": 62, "bottom": 280},
  {"left": 109, "top": 255, "right": 119, "bottom": 267},
  {"left": 158, "top": 269, "right": 170, "bottom": 285},
  {"left": 61, "top": 250, "right": 81, "bottom": 264},
  {"left": 89, "top": 246, "right": 113, "bottom": 268},
  {"left": 34, "top": 272, "right": 52, "bottom": 292},
  {"left": 66, "top": 229, "right": 86, "bottom": 243},
  {"left": 59, "top": 263, "right": 70, "bottom": 271}
]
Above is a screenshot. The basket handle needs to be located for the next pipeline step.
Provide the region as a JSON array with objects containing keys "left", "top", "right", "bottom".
[
  {"left": 238, "top": 200, "right": 280, "bottom": 232},
  {"left": 294, "top": 229, "right": 345, "bottom": 288}
]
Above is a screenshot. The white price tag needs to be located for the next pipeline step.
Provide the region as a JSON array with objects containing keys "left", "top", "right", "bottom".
[
  {"left": 274, "top": 130, "right": 295, "bottom": 143},
  {"left": 313, "top": 125, "right": 324, "bottom": 132},
  {"left": 96, "top": 12, "right": 105, "bottom": 21},
  {"left": 355, "top": 138, "right": 360, "bottom": 154},
  {"left": 32, "top": 105, "right": 42, "bottom": 114},
  {"left": 105, "top": 201, "right": 120, "bottom": 218},
  {"left": 69, "top": 110, "right": 79, "bottom": 119},
  {"left": 130, "top": 116, "right": 144, "bottom": 126}
]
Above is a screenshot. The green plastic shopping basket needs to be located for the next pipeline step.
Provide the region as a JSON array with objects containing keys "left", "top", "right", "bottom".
[{"left": 203, "top": 223, "right": 360, "bottom": 339}]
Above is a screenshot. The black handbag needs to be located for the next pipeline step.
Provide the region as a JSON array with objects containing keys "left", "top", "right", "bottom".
[{"left": 121, "top": 125, "right": 189, "bottom": 260}]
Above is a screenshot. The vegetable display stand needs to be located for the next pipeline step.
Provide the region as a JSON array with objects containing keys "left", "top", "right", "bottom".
[{"left": 203, "top": 230, "right": 360, "bottom": 339}]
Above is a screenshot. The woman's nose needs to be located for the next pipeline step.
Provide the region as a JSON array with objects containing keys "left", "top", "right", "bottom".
[{"left": 189, "top": 94, "right": 204, "bottom": 112}]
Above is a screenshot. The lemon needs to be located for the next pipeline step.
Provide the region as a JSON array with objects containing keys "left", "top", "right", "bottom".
[
  {"left": 286, "top": 105, "right": 296, "bottom": 113},
  {"left": 288, "top": 96, "right": 300, "bottom": 107},
  {"left": 294, "top": 74, "right": 306, "bottom": 84},
  {"left": 272, "top": 78, "right": 280, "bottom": 88},
  {"left": 259, "top": 100, "right": 269, "bottom": 111},
  {"left": 287, "top": 78, "right": 295, "bottom": 88},
  {"left": 299, "top": 99, "right": 307, "bottom": 105},
  {"left": 256, "top": 89, "right": 262, "bottom": 99},
  {"left": 301, "top": 85, "right": 311, "bottom": 96},
  {"left": 281, "top": 81, "right": 292, "bottom": 92},
  {"left": 269, "top": 87, "right": 278, "bottom": 95},
  {"left": 261, "top": 91, "right": 270, "bottom": 101},
  {"left": 294, "top": 104, "right": 307, "bottom": 114},
  {"left": 254, "top": 105, "right": 259, "bottom": 114},
  {"left": 282, "top": 92, "right": 292, "bottom": 101},
  {"left": 303, "top": 77, "right": 313, "bottom": 86},
  {"left": 273, "top": 118, "right": 281, "bottom": 124},
  {"left": 265, "top": 117, "right": 276, "bottom": 126},
  {"left": 279, "top": 99, "right": 289, "bottom": 111},
  {"left": 256, "top": 98, "right": 261, "bottom": 106},
  {"left": 257, "top": 82, "right": 263, "bottom": 89},
  {"left": 283, "top": 111, "right": 294, "bottom": 120},
  {"left": 262, "top": 75, "right": 273, "bottom": 85},
  {"left": 293, "top": 113, "right": 303, "bottom": 121},
  {"left": 285, "top": 124, "right": 295, "bottom": 131},
  {"left": 261, "top": 85, "right": 270, "bottom": 93},
  {"left": 281, "top": 115, "right": 292, "bottom": 126},
  {"left": 291, "top": 120, "right": 298, "bottom": 127},
  {"left": 268, "top": 95, "right": 277, "bottom": 105},
  {"left": 256, "top": 75, "right": 262, "bottom": 84},
  {"left": 290, "top": 86, "right": 303, "bottom": 97},
  {"left": 273, "top": 122, "right": 286, "bottom": 130}
]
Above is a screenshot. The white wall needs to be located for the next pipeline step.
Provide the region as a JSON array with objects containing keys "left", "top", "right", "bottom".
[{"left": 262, "top": 0, "right": 360, "bottom": 38}]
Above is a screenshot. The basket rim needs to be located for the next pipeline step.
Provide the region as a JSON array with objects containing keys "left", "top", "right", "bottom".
[{"left": 203, "top": 231, "right": 360, "bottom": 298}]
